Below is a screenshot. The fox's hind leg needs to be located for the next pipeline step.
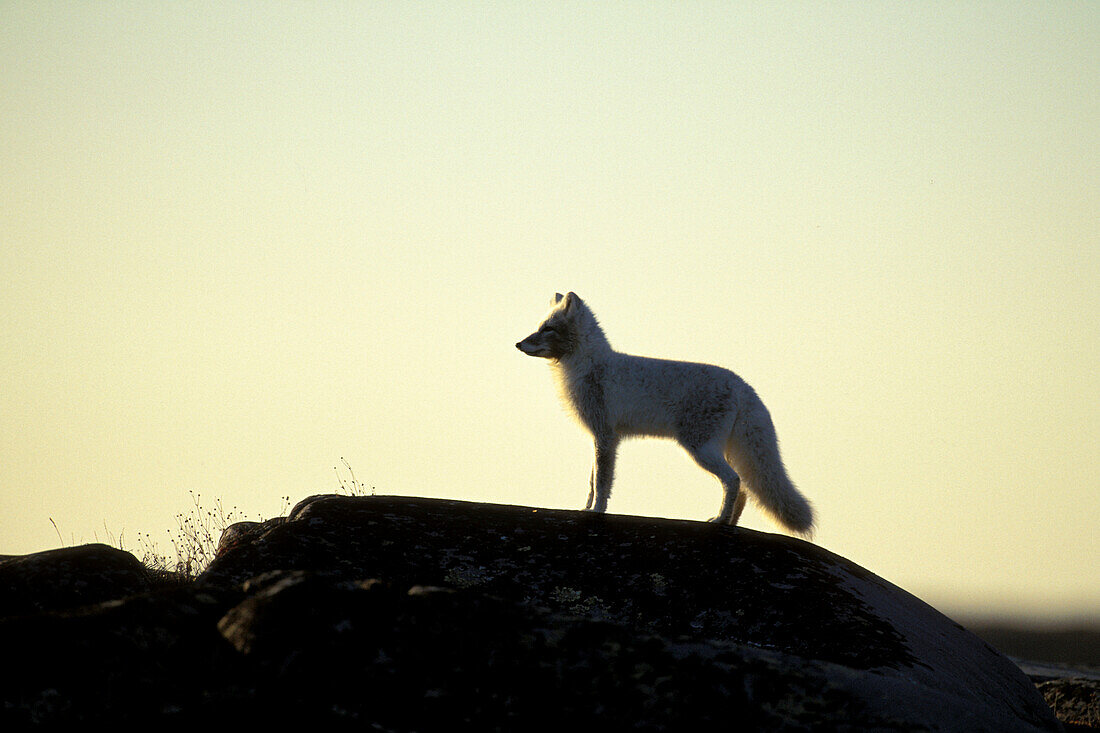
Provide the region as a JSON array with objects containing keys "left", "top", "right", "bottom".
[
  {"left": 713, "top": 479, "right": 746, "bottom": 526},
  {"left": 730, "top": 487, "right": 747, "bottom": 525},
  {"left": 684, "top": 442, "right": 744, "bottom": 525},
  {"left": 585, "top": 464, "right": 595, "bottom": 509}
]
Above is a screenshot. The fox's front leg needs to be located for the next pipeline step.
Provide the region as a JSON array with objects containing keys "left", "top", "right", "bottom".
[{"left": 587, "top": 434, "right": 618, "bottom": 513}]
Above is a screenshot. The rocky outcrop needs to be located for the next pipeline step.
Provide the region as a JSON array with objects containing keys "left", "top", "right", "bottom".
[
  {"left": 0, "top": 543, "right": 151, "bottom": 616},
  {"left": 1037, "top": 678, "right": 1099, "bottom": 729},
  {"left": 0, "top": 495, "right": 1068, "bottom": 730}
]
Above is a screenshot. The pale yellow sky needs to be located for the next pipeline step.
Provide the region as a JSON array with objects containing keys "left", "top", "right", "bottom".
[{"left": 2, "top": 3, "right": 1097, "bottom": 621}]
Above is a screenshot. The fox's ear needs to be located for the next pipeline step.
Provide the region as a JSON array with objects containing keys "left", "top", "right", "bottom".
[
  {"left": 562, "top": 292, "right": 579, "bottom": 312},
  {"left": 552, "top": 293, "right": 564, "bottom": 305}
]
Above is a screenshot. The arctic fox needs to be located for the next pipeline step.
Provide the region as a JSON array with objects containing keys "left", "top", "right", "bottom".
[{"left": 516, "top": 292, "right": 814, "bottom": 536}]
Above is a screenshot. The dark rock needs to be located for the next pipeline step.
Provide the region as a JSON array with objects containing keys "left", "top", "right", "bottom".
[
  {"left": 0, "top": 583, "right": 245, "bottom": 725},
  {"left": 0, "top": 543, "right": 151, "bottom": 616},
  {"left": 0, "top": 495, "right": 1069, "bottom": 730},
  {"left": 212, "top": 570, "right": 863, "bottom": 730},
  {"left": 214, "top": 516, "right": 286, "bottom": 558}
]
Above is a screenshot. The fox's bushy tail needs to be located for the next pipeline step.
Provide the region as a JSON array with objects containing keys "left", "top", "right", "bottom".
[{"left": 726, "top": 394, "right": 814, "bottom": 537}]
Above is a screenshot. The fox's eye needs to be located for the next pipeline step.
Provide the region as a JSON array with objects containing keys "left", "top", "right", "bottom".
[{"left": 540, "top": 325, "right": 557, "bottom": 335}]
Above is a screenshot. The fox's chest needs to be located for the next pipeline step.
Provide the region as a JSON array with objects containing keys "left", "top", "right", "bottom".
[
  {"left": 551, "top": 364, "right": 612, "bottom": 429},
  {"left": 552, "top": 364, "right": 676, "bottom": 437}
]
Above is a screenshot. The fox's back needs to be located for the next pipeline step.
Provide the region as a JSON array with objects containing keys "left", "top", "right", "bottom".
[{"left": 603, "top": 353, "right": 746, "bottom": 438}]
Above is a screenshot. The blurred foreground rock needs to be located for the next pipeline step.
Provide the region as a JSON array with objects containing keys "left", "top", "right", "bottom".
[{"left": 0, "top": 495, "right": 1072, "bottom": 730}]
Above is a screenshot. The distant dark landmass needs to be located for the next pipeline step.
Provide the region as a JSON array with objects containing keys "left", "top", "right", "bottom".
[{"left": 960, "top": 619, "right": 1100, "bottom": 669}]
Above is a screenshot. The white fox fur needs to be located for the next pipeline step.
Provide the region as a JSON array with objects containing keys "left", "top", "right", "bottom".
[{"left": 516, "top": 292, "right": 814, "bottom": 536}]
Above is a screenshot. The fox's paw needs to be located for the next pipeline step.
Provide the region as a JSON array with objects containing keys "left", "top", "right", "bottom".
[{"left": 707, "top": 515, "right": 736, "bottom": 525}]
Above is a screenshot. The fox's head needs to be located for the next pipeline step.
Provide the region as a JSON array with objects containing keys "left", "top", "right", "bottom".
[{"left": 515, "top": 292, "right": 587, "bottom": 360}]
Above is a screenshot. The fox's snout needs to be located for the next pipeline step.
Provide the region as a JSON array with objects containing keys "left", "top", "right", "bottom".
[
  {"left": 517, "top": 332, "right": 552, "bottom": 358},
  {"left": 516, "top": 337, "right": 539, "bottom": 355}
]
